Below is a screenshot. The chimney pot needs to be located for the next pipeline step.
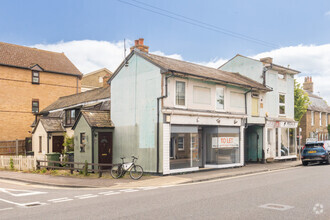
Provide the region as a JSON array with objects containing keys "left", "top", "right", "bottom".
[
  {"left": 138, "top": 38, "right": 144, "bottom": 45},
  {"left": 260, "top": 57, "right": 273, "bottom": 64},
  {"left": 303, "top": 75, "right": 314, "bottom": 93}
]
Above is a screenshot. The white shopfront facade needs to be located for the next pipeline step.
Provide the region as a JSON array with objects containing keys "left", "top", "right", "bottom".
[
  {"left": 264, "top": 119, "right": 298, "bottom": 160},
  {"left": 162, "top": 112, "right": 245, "bottom": 174}
]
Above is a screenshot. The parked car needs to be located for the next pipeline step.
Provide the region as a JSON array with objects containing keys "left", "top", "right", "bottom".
[{"left": 301, "top": 141, "right": 330, "bottom": 166}]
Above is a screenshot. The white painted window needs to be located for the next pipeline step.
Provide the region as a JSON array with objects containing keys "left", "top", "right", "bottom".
[
  {"left": 99, "top": 76, "right": 103, "bottom": 83},
  {"left": 279, "top": 94, "right": 285, "bottom": 115},
  {"left": 320, "top": 112, "right": 322, "bottom": 126},
  {"left": 230, "top": 91, "right": 245, "bottom": 110},
  {"left": 177, "top": 137, "right": 184, "bottom": 151},
  {"left": 311, "top": 111, "right": 314, "bottom": 126},
  {"left": 215, "top": 87, "right": 224, "bottom": 110},
  {"left": 175, "top": 81, "right": 186, "bottom": 106},
  {"left": 193, "top": 86, "right": 211, "bottom": 105}
]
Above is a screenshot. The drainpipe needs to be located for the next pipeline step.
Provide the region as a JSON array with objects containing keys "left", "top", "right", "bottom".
[
  {"left": 262, "top": 65, "right": 271, "bottom": 86},
  {"left": 92, "top": 128, "right": 95, "bottom": 171},
  {"left": 156, "top": 72, "right": 173, "bottom": 174},
  {"left": 47, "top": 132, "right": 50, "bottom": 153}
]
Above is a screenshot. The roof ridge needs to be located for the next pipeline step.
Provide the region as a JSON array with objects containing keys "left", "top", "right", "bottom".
[
  {"left": 0, "top": 41, "right": 64, "bottom": 55},
  {"left": 58, "top": 87, "right": 107, "bottom": 100}
]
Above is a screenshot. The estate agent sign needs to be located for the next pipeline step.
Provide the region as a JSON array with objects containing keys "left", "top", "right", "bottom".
[{"left": 212, "top": 137, "right": 239, "bottom": 148}]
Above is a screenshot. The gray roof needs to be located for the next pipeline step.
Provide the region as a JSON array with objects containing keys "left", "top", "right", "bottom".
[
  {"left": 77, "top": 110, "right": 114, "bottom": 128},
  {"left": 114, "top": 50, "right": 271, "bottom": 91},
  {"left": 32, "top": 118, "right": 65, "bottom": 133},
  {"left": 305, "top": 90, "right": 330, "bottom": 113},
  {"left": 41, "top": 86, "right": 110, "bottom": 113}
]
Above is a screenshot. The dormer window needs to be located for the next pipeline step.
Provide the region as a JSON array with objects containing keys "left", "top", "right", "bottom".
[
  {"left": 65, "top": 109, "right": 76, "bottom": 126},
  {"left": 32, "top": 71, "right": 40, "bottom": 84}
]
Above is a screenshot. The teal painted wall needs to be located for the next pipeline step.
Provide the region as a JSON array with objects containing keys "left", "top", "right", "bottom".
[
  {"left": 246, "top": 126, "right": 263, "bottom": 162},
  {"left": 111, "top": 54, "right": 162, "bottom": 172}
]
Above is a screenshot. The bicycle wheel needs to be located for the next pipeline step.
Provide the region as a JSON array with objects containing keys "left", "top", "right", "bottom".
[
  {"left": 129, "top": 165, "right": 143, "bottom": 180},
  {"left": 110, "top": 165, "right": 123, "bottom": 179}
]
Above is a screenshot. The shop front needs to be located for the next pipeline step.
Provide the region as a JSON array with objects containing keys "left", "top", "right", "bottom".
[
  {"left": 163, "top": 115, "right": 244, "bottom": 174},
  {"left": 264, "top": 120, "right": 298, "bottom": 160}
]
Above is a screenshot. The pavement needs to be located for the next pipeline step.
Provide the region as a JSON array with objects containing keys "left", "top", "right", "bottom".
[{"left": 0, "top": 160, "right": 301, "bottom": 189}]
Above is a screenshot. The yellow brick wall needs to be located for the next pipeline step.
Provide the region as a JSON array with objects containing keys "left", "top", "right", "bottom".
[
  {"left": 0, "top": 65, "right": 81, "bottom": 141},
  {"left": 81, "top": 70, "right": 109, "bottom": 88}
]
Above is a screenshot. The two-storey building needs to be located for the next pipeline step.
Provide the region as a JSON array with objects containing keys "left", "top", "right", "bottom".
[
  {"left": 299, "top": 76, "right": 330, "bottom": 145},
  {"left": 220, "top": 55, "right": 300, "bottom": 162},
  {"left": 110, "top": 39, "right": 270, "bottom": 174},
  {"left": 0, "top": 42, "right": 82, "bottom": 142}
]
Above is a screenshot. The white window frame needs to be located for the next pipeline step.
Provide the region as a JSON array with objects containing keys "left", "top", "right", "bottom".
[
  {"left": 320, "top": 112, "right": 322, "bottom": 126},
  {"left": 174, "top": 80, "right": 187, "bottom": 109},
  {"left": 279, "top": 93, "right": 286, "bottom": 116},
  {"left": 215, "top": 86, "right": 225, "bottom": 112},
  {"left": 177, "top": 136, "right": 184, "bottom": 151},
  {"left": 311, "top": 111, "right": 314, "bottom": 126}
]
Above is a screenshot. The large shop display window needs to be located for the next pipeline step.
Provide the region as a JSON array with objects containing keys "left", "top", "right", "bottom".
[
  {"left": 205, "top": 127, "right": 240, "bottom": 165},
  {"left": 280, "top": 128, "right": 297, "bottom": 156},
  {"left": 170, "top": 126, "right": 201, "bottom": 170}
]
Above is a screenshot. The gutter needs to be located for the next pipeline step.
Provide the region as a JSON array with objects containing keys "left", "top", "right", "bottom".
[{"left": 156, "top": 72, "right": 173, "bottom": 174}]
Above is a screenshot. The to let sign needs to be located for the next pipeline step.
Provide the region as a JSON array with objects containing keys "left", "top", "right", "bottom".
[{"left": 212, "top": 137, "right": 239, "bottom": 148}]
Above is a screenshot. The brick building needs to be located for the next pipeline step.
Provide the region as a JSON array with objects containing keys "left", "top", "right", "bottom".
[
  {"left": 81, "top": 68, "right": 112, "bottom": 92},
  {"left": 0, "top": 42, "right": 82, "bottom": 141},
  {"left": 299, "top": 77, "right": 330, "bottom": 145}
]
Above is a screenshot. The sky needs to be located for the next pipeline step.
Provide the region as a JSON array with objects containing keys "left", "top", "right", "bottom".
[{"left": 1, "top": 0, "right": 330, "bottom": 101}]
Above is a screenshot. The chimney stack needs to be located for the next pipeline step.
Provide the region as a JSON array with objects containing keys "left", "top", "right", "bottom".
[
  {"left": 303, "top": 76, "right": 314, "bottom": 93},
  {"left": 130, "top": 38, "right": 149, "bottom": 53},
  {"left": 260, "top": 57, "right": 273, "bottom": 64}
]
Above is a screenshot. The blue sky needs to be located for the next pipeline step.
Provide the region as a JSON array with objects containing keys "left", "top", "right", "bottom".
[{"left": 1, "top": 0, "right": 330, "bottom": 100}]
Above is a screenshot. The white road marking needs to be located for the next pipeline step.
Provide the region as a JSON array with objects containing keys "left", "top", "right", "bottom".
[
  {"left": 259, "top": 203, "right": 294, "bottom": 211},
  {"left": 0, "top": 188, "right": 47, "bottom": 197},
  {"left": 119, "top": 189, "right": 139, "bottom": 193},
  {"left": 48, "top": 197, "right": 73, "bottom": 203},
  {"left": 0, "top": 207, "right": 14, "bottom": 211},
  {"left": 0, "top": 198, "right": 44, "bottom": 208},
  {"left": 102, "top": 192, "right": 121, "bottom": 196},
  {"left": 78, "top": 195, "right": 98, "bottom": 199},
  {"left": 74, "top": 194, "right": 94, "bottom": 198},
  {"left": 98, "top": 191, "right": 115, "bottom": 195},
  {"left": 139, "top": 186, "right": 159, "bottom": 190}
]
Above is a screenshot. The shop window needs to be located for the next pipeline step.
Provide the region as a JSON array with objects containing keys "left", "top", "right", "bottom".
[
  {"left": 170, "top": 126, "right": 200, "bottom": 170},
  {"left": 32, "top": 100, "right": 39, "bottom": 113},
  {"left": 175, "top": 81, "right": 185, "bottom": 106},
  {"left": 281, "top": 128, "right": 289, "bottom": 156},
  {"left": 205, "top": 127, "right": 240, "bottom": 165},
  {"left": 39, "top": 136, "right": 42, "bottom": 153},
  {"left": 279, "top": 94, "right": 285, "bottom": 115},
  {"left": 216, "top": 87, "right": 224, "bottom": 110},
  {"left": 311, "top": 111, "right": 314, "bottom": 126},
  {"left": 193, "top": 86, "right": 211, "bottom": 105},
  {"left": 289, "top": 128, "right": 296, "bottom": 156},
  {"left": 80, "top": 133, "right": 86, "bottom": 152},
  {"left": 32, "top": 71, "right": 39, "bottom": 84}
]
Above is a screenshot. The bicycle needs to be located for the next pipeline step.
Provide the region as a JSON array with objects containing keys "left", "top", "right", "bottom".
[{"left": 110, "top": 156, "right": 144, "bottom": 180}]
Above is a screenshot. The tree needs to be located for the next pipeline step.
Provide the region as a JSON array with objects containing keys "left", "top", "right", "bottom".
[{"left": 294, "top": 80, "right": 310, "bottom": 122}]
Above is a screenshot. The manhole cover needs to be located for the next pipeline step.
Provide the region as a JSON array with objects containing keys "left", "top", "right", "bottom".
[{"left": 259, "top": 203, "right": 294, "bottom": 211}]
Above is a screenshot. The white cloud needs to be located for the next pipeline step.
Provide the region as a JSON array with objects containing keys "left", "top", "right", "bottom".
[
  {"left": 30, "top": 40, "right": 330, "bottom": 103},
  {"left": 325, "top": 11, "right": 330, "bottom": 16}
]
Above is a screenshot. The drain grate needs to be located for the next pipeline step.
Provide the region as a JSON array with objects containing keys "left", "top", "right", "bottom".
[{"left": 24, "top": 202, "right": 43, "bottom": 207}]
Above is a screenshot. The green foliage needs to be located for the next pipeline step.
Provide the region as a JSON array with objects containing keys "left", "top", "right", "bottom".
[
  {"left": 63, "top": 133, "right": 74, "bottom": 152},
  {"left": 50, "top": 170, "right": 58, "bottom": 175},
  {"left": 9, "top": 158, "right": 14, "bottom": 170},
  {"left": 41, "top": 168, "right": 47, "bottom": 173},
  {"left": 83, "top": 160, "right": 89, "bottom": 176},
  {"left": 294, "top": 80, "right": 310, "bottom": 122}
]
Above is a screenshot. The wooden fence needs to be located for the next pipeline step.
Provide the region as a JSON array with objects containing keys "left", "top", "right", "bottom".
[
  {"left": 36, "top": 160, "right": 114, "bottom": 177},
  {"left": 0, "top": 140, "right": 26, "bottom": 155},
  {"left": 0, "top": 155, "right": 38, "bottom": 171}
]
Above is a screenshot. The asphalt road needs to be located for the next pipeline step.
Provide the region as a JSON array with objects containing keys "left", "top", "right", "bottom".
[{"left": 0, "top": 164, "right": 329, "bottom": 220}]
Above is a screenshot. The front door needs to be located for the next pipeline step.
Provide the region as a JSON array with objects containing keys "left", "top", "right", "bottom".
[
  {"left": 98, "top": 132, "right": 112, "bottom": 166},
  {"left": 52, "top": 136, "right": 64, "bottom": 153}
]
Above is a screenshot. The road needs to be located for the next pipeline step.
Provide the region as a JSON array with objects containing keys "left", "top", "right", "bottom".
[{"left": 0, "top": 164, "right": 329, "bottom": 219}]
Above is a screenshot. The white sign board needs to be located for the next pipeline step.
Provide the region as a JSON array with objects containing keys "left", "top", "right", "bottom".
[
  {"left": 212, "top": 137, "right": 239, "bottom": 148},
  {"left": 306, "top": 138, "right": 317, "bottom": 143}
]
